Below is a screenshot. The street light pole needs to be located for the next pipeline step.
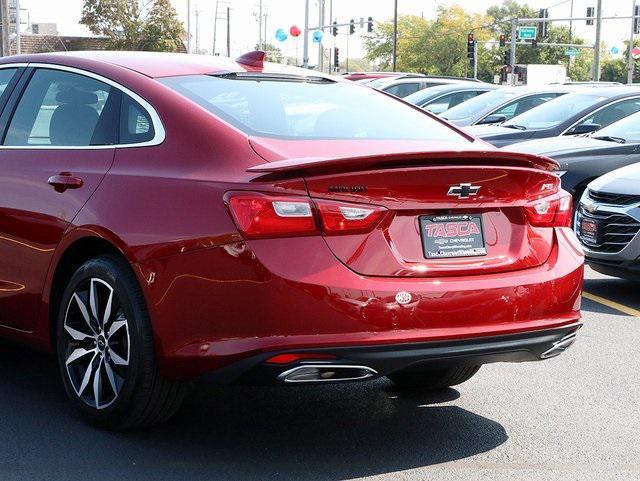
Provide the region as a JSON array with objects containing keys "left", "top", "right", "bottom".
[
  {"left": 302, "top": 0, "right": 309, "bottom": 67},
  {"left": 392, "top": 0, "right": 398, "bottom": 71},
  {"left": 15, "top": 0, "right": 20, "bottom": 54},
  {"left": 186, "top": 0, "right": 191, "bottom": 53},
  {"left": 593, "top": 0, "right": 602, "bottom": 81},
  {"left": 629, "top": 0, "right": 636, "bottom": 84}
]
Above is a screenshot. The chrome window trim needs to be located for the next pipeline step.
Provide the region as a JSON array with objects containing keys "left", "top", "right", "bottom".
[
  {"left": 561, "top": 95, "right": 640, "bottom": 136},
  {"left": 0, "top": 62, "right": 165, "bottom": 150}
]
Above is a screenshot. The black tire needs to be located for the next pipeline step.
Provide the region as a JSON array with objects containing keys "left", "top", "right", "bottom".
[
  {"left": 56, "top": 254, "right": 189, "bottom": 429},
  {"left": 387, "top": 364, "right": 480, "bottom": 389}
]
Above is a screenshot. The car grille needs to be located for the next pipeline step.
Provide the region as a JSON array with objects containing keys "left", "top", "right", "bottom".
[
  {"left": 588, "top": 189, "right": 640, "bottom": 206},
  {"left": 578, "top": 208, "right": 640, "bottom": 253}
]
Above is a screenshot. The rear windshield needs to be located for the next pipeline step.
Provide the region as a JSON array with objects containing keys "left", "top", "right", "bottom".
[
  {"left": 442, "top": 89, "right": 519, "bottom": 120},
  {"left": 159, "top": 74, "right": 468, "bottom": 142},
  {"left": 503, "top": 93, "right": 606, "bottom": 130}
]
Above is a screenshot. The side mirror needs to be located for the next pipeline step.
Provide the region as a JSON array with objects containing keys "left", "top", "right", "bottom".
[
  {"left": 567, "top": 122, "right": 601, "bottom": 135},
  {"left": 477, "top": 114, "right": 507, "bottom": 125}
]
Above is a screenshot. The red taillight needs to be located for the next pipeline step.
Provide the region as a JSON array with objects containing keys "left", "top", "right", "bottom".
[
  {"left": 524, "top": 190, "right": 573, "bottom": 227},
  {"left": 315, "top": 199, "right": 387, "bottom": 235},
  {"left": 226, "top": 192, "right": 386, "bottom": 239},
  {"left": 227, "top": 193, "right": 318, "bottom": 238}
]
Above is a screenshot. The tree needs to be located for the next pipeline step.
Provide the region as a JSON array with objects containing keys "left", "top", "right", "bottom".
[
  {"left": 257, "top": 43, "right": 283, "bottom": 63},
  {"left": 81, "top": 0, "right": 185, "bottom": 52}
]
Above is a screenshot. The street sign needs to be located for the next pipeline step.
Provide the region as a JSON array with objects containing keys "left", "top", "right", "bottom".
[
  {"left": 518, "top": 26, "right": 537, "bottom": 40},
  {"left": 633, "top": 47, "right": 640, "bottom": 60},
  {"left": 565, "top": 48, "right": 579, "bottom": 57}
]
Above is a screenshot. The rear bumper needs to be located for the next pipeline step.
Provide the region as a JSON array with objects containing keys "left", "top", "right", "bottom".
[
  {"left": 200, "top": 322, "right": 582, "bottom": 385},
  {"left": 136, "top": 227, "right": 584, "bottom": 380}
]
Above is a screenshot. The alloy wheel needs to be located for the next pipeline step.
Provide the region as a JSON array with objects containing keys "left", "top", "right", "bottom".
[{"left": 62, "top": 278, "right": 130, "bottom": 410}]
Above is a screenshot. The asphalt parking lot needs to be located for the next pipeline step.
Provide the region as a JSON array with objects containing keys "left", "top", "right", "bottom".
[{"left": 1, "top": 267, "right": 638, "bottom": 481}]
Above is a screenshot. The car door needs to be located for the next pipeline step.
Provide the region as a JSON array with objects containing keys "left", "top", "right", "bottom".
[{"left": 0, "top": 66, "right": 120, "bottom": 332}]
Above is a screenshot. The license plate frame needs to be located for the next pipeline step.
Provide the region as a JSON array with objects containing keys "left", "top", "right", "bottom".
[
  {"left": 419, "top": 214, "right": 487, "bottom": 259},
  {"left": 579, "top": 217, "right": 601, "bottom": 245}
]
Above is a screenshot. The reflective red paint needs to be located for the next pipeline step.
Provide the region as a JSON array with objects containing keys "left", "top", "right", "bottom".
[{"left": 0, "top": 52, "right": 583, "bottom": 381}]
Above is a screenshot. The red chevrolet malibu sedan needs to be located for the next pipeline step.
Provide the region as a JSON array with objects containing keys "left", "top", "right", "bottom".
[{"left": 0, "top": 51, "right": 584, "bottom": 429}]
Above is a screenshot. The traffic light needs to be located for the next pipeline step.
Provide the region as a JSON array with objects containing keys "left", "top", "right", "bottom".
[
  {"left": 531, "top": 38, "right": 538, "bottom": 48},
  {"left": 586, "top": 7, "right": 594, "bottom": 26},
  {"left": 349, "top": 19, "right": 355, "bottom": 34},
  {"left": 332, "top": 21, "right": 337, "bottom": 36},
  {"left": 503, "top": 49, "right": 510, "bottom": 66},
  {"left": 499, "top": 34, "right": 506, "bottom": 48},
  {"left": 334, "top": 47, "right": 339, "bottom": 70},
  {"left": 538, "top": 8, "right": 548, "bottom": 38},
  {"left": 634, "top": 5, "right": 640, "bottom": 34},
  {"left": 467, "top": 33, "right": 475, "bottom": 60},
  {"left": 367, "top": 17, "right": 373, "bottom": 33}
]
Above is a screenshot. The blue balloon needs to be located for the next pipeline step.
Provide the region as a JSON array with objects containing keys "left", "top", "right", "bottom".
[
  {"left": 312, "top": 30, "right": 323, "bottom": 43},
  {"left": 275, "top": 28, "right": 288, "bottom": 42},
  {"left": 611, "top": 46, "right": 619, "bottom": 55}
]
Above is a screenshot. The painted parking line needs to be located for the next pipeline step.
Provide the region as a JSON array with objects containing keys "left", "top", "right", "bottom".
[{"left": 583, "top": 291, "right": 640, "bottom": 318}]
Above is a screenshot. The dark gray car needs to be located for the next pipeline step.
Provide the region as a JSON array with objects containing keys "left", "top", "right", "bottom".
[
  {"left": 403, "top": 83, "right": 498, "bottom": 114},
  {"left": 575, "top": 162, "right": 640, "bottom": 279},
  {"left": 467, "top": 87, "right": 640, "bottom": 148},
  {"left": 440, "top": 85, "right": 574, "bottom": 127},
  {"left": 506, "top": 110, "right": 640, "bottom": 208}
]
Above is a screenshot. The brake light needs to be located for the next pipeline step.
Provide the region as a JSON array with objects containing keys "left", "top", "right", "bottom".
[
  {"left": 315, "top": 199, "right": 387, "bottom": 235},
  {"left": 524, "top": 190, "right": 573, "bottom": 227},
  {"left": 226, "top": 192, "right": 387, "bottom": 239},
  {"left": 227, "top": 193, "right": 317, "bottom": 238}
]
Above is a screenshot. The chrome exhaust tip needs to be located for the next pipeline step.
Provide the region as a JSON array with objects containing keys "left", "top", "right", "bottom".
[
  {"left": 278, "top": 364, "right": 378, "bottom": 383},
  {"left": 539, "top": 333, "right": 577, "bottom": 359}
]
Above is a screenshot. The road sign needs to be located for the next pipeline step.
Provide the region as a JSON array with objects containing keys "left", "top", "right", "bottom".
[
  {"left": 565, "top": 48, "right": 579, "bottom": 57},
  {"left": 633, "top": 47, "right": 640, "bottom": 60},
  {"left": 518, "top": 26, "right": 537, "bottom": 40}
]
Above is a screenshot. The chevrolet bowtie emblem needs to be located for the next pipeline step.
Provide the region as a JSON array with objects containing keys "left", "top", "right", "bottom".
[{"left": 447, "top": 183, "right": 480, "bottom": 199}]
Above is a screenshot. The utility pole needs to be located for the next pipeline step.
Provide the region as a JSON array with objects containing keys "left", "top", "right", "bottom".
[
  {"left": 0, "top": 0, "right": 9, "bottom": 56},
  {"left": 629, "top": 0, "right": 636, "bottom": 84},
  {"left": 226, "top": 6, "right": 231, "bottom": 57},
  {"left": 328, "top": 0, "right": 333, "bottom": 72},
  {"left": 509, "top": 18, "right": 517, "bottom": 85},
  {"left": 317, "top": 0, "right": 324, "bottom": 72},
  {"left": 195, "top": 8, "right": 199, "bottom": 54},
  {"left": 213, "top": 1, "right": 218, "bottom": 55},
  {"left": 15, "top": 0, "right": 20, "bottom": 54},
  {"left": 593, "top": 0, "right": 602, "bottom": 81},
  {"left": 392, "top": 0, "right": 398, "bottom": 71},
  {"left": 186, "top": 0, "right": 191, "bottom": 53},
  {"left": 473, "top": 41, "right": 478, "bottom": 79},
  {"left": 569, "top": 0, "right": 574, "bottom": 41},
  {"left": 302, "top": 0, "right": 309, "bottom": 67},
  {"left": 258, "top": 0, "right": 263, "bottom": 50}
]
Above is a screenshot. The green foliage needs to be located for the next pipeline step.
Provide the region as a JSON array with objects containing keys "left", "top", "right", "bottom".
[
  {"left": 362, "top": 0, "right": 595, "bottom": 82},
  {"left": 81, "top": 0, "right": 185, "bottom": 52},
  {"left": 258, "top": 43, "right": 284, "bottom": 63}
]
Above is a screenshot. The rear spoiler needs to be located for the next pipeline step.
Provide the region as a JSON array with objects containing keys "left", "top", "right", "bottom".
[{"left": 247, "top": 150, "right": 559, "bottom": 178}]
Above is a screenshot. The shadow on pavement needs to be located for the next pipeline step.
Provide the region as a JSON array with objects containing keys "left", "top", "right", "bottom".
[
  {"left": 0, "top": 341, "right": 507, "bottom": 481},
  {"left": 583, "top": 277, "right": 640, "bottom": 316}
]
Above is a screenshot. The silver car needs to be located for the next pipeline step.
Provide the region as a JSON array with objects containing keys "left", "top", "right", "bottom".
[{"left": 575, "top": 163, "right": 640, "bottom": 279}]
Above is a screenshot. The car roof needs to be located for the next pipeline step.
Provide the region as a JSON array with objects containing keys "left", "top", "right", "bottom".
[
  {"left": 0, "top": 51, "right": 337, "bottom": 80},
  {"left": 379, "top": 77, "right": 479, "bottom": 87}
]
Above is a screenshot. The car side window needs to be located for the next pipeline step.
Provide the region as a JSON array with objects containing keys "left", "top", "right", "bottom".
[
  {"left": 120, "top": 94, "right": 155, "bottom": 144},
  {"left": 385, "top": 82, "right": 421, "bottom": 98},
  {"left": 3, "top": 69, "right": 117, "bottom": 146},
  {"left": 0, "top": 68, "right": 18, "bottom": 98},
  {"left": 577, "top": 98, "right": 640, "bottom": 129},
  {"left": 492, "top": 93, "right": 559, "bottom": 120},
  {"left": 425, "top": 92, "right": 477, "bottom": 114}
]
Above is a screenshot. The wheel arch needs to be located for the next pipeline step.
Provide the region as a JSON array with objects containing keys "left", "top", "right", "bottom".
[{"left": 42, "top": 228, "right": 138, "bottom": 351}]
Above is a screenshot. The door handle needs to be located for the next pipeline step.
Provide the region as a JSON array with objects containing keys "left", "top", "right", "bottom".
[{"left": 47, "top": 173, "right": 83, "bottom": 192}]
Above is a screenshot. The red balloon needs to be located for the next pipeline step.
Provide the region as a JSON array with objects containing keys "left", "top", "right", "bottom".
[{"left": 290, "top": 25, "right": 301, "bottom": 37}]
